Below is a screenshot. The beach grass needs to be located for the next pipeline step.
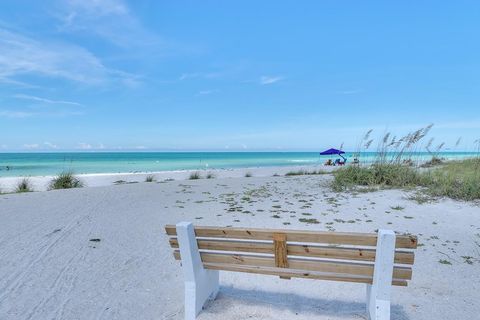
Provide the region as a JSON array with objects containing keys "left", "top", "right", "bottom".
[
  {"left": 332, "top": 164, "right": 423, "bottom": 191},
  {"left": 285, "top": 169, "right": 327, "bottom": 176},
  {"left": 145, "top": 175, "right": 155, "bottom": 182},
  {"left": 189, "top": 172, "right": 202, "bottom": 180},
  {"left": 332, "top": 159, "right": 480, "bottom": 201},
  {"left": 49, "top": 172, "right": 84, "bottom": 190},
  {"left": 420, "top": 156, "right": 444, "bottom": 168},
  {"left": 206, "top": 172, "right": 215, "bottom": 179},
  {"left": 15, "top": 178, "right": 33, "bottom": 193},
  {"left": 332, "top": 125, "right": 480, "bottom": 201},
  {"left": 422, "top": 158, "right": 480, "bottom": 201}
]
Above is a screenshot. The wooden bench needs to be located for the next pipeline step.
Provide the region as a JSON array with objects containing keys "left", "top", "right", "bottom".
[{"left": 165, "top": 222, "right": 417, "bottom": 320}]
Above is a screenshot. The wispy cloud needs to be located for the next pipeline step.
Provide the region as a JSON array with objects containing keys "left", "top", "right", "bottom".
[
  {"left": 0, "top": 110, "right": 36, "bottom": 118},
  {"left": 179, "top": 72, "right": 221, "bottom": 81},
  {"left": 0, "top": 107, "right": 83, "bottom": 119},
  {"left": 13, "top": 94, "right": 82, "bottom": 107},
  {"left": 56, "top": 0, "right": 158, "bottom": 47},
  {"left": 259, "top": 75, "right": 284, "bottom": 85},
  {"left": 0, "top": 27, "right": 138, "bottom": 86},
  {"left": 23, "top": 143, "right": 40, "bottom": 149}
]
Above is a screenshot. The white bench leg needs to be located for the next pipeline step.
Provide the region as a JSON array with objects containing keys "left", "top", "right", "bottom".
[
  {"left": 366, "top": 229, "right": 396, "bottom": 320},
  {"left": 177, "top": 222, "right": 219, "bottom": 320}
]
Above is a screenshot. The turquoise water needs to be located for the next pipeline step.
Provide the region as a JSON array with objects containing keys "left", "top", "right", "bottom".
[{"left": 0, "top": 152, "right": 477, "bottom": 177}]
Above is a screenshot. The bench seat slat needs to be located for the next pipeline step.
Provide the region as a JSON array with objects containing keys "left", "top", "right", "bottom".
[
  {"left": 165, "top": 225, "right": 417, "bottom": 249},
  {"left": 173, "top": 251, "right": 412, "bottom": 280},
  {"left": 202, "top": 263, "right": 407, "bottom": 286},
  {"left": 168, "top": 238, "right": 415, "bottom": 265}
]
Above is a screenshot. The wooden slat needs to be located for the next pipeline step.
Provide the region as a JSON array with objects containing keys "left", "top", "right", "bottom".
[
  {"left": 202, "top": 263, "right": 407, "bottom": 286},
  {"left": 168, "top": 238, "right": 415, "bottom": 265},
  {"left": 173, "top": 251, "right": 412, "bottom": 280},
  {"left": 273, "top": 233, "right": 288, "bottom": 268},
  {"left": 273, "top": 233, "right": 290, "bottom": 279},
  {"left": 165, "top": 225, "right": 417, "bottom": 249}
]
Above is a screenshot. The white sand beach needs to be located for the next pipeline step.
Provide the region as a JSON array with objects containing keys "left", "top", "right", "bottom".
[
  {"left": 0, "top": 165, "right": 336, "bottom": 193},
  {"left": 1, "top": 170, "right": 479, "bottom": 320}
]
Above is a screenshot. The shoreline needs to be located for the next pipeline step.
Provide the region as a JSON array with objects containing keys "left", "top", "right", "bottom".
[{"left": 0, "top": 164, "right": 336, "bottom": 192}]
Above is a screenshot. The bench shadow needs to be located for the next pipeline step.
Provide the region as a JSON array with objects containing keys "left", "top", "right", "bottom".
[{"left": 203, "top": 285, "right": 410, "bottom": 320}]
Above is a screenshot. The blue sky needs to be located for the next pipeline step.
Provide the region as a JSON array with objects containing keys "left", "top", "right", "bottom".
[{"left": 0, "top": 1, "right": 479, "bottom": 151}]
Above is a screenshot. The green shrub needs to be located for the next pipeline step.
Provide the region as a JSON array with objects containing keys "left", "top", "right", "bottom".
[
  {"left": 15, "top": 178, "right": 33, "bottom": 193},
  {"left": 49, "top": 172, "right": 84, "bottom": 190}
]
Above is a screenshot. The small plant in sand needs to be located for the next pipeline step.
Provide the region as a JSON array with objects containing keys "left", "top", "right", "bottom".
[
  {"left": 206, "top": 172, "right": 215, "bottom": 179},
  {"left": 189, "top": 172, "right": 202, "bottom": 180},
  {"left": 145, "top": 175, "right": 155, "bottom": 182},
  {"left": 49, "top": 172, "right": 84, "bottom": 190},
  {"left": 299, "top": 218, "right": 320, "bottom": 224},
  {"left": 15, "top": 178, "right": 33, "bottom": 193},
  {"left": 245, "top": 172, "right": 252, "bottom": 177},
  {"left": 421, "top": 156, "right": 444, "bottom": 168},
  {"left": 285, "top": 170, "right": 326, "bottom": 176}
]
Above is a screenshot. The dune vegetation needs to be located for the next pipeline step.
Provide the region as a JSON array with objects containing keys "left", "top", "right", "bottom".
[
  {"left": 285, "top": 169, "right": 327, "bottom": 176},
  {"left": 189, "top": 172, "right": 202, "bottom": 180},
  {"left": 145, "top": 175, "right": 155, "bottom": 182},
  {"left": 332, "top": 125, "right": 480, "bottom": 201},
  {"left": 49, "top": 172, "right": 84, "bottom": 190},
  {"left": 15, "top": 178, "right": 34, "bottom": 193}
]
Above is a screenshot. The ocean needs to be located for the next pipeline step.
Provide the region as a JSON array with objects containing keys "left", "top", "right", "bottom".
[{"left": 0, "top": 152, "right": 477, "bottom": 177}]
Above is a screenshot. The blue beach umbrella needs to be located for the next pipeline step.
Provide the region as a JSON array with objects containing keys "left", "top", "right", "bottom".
[{"left": 320, "top": 148, "right": 346, "bottom": 161}]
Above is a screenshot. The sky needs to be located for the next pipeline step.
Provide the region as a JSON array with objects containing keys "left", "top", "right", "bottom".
[{"left": 0, "top": 0, "right": 479, "bottom": 152}]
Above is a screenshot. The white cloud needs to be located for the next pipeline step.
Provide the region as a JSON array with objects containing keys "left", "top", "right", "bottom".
[
  {"left": 0, "top": 144, "right": 8, "bottom": 149},
  {"left": 44, "top": 142, "right": 59, "bottom": 149},
  {"left": 23, "top": 144, "right": 39, "bottom": 149},
  {"left": 76, "top": 142, "right": 92, "bottom": 149},
  {"left": 14, "top": 94, "right": 82, "bottom": 107},
  {"left": 0, "top": 27, "right": 137, "bottom": 86},
  {"left": 259, "top": 75, "right": 284, "bottom": 85}
]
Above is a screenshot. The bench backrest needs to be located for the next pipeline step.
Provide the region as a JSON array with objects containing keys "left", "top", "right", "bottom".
[{"left": 165, "top": 224, "right": 417, "bottom": 286}]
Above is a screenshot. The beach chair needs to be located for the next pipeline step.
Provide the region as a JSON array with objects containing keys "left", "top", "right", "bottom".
[{"left": 165, "top": 223, "right": 417, "bottom": 320}]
